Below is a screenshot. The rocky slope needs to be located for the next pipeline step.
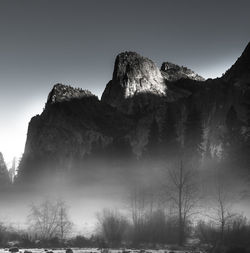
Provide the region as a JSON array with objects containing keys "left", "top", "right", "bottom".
[
  {"left": 161, "top": 62, "right": 205, "bottom": 82},
  {"left": 223, "top": 41, "right": 250, "bottom": 83},
  {"left": 17, "top": 43, "right": 250, "bottom": 183},
  {"left": 46, "top": 83, "right": 96, "bottom": 106}
]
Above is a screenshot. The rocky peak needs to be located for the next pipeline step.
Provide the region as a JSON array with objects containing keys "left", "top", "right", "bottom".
[
  {"left": 46, "top": 83, "right": 96, "bottom": 106},
  {"left": 161, "top": 62, "right": 205, "bottom": 81},
  {"left": 101, "top": 51, "right": 167, "bottom": 107}
]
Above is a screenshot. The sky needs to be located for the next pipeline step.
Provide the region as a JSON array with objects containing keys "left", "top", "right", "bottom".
[{"left": 0, "top": 0, "right": 250, "bottom": 165}]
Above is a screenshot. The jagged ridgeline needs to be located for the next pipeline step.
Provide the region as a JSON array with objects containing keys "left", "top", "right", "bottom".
[{"left": 17, "top": 43, "right": 250, "bottom": 184}]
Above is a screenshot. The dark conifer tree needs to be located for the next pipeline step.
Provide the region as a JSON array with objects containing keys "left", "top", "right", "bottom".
[
  {"left": 226, "top": 106, "right": 240, "bottom": 135},
  {"left": 91, "top": 137, "right": 103, "bottom": 156},
  {"left": 161, "top": 104, "right": 179, "bottom": 159},
  {"left": 112, "top": 137, "right": 133, "bottom": 158},
  {"left": 0, "top": 152, "right": 10, "bottom": 185},
  {"left": 223, "top": 105, "right": 250, "bottom": 173},
  {"left": 184, "top": 106, "right": 203, "bottom": 166},
  {"left": 243, "top": 102, "right": 250, "bottom": 173},
  {"left": 145, "top": 117, "right": 160, "bottom": 158},
  {"left": 222, "top": 105, "right": 241, "bottom": 162}
]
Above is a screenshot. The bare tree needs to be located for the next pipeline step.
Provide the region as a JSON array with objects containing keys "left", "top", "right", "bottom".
[
  {"left": 129, "top": 187, "right": 147, "bottom": 236},
  {"left": 97, "top": 208, "right": 128, "bottom": 247},
  {"left": 207, "top": 179, "right": 236, "bottom": 246},
  {"left": 165, "top": 160, "right": 199, "bottom": 245},
  {"left": 28, "top": 198, "right": 72, "bottom": 241},
  {"left": 57, "top": 200, "right": 73, "bottom": 241}
]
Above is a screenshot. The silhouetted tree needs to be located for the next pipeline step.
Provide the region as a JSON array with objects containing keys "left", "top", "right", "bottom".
[
  {"left": 207, "top": 173, "right": 236, "bottom": 247},
  {"left": 129, "top": 187, "right": 148, "bottom": 244},
  {"left": 28, "top": 198, "right": 72, "bottom": 242},
  {"left": 57, "top": 200, "right": 73, "bottom": 241},
  {"left": 243, "top": 102, "right": 250, "bottom": 189},
  {"left": 0, "top": 152, "right": 10, "bottom": 186},
  {"left": 221, "top": 105, "right": 243, "bottom": 170},
  {"left": 165, "top": 160, "right": 199, "bottom": 246},
  {"left": 0, "top": 222, "right": 7, "bottom": 247}
]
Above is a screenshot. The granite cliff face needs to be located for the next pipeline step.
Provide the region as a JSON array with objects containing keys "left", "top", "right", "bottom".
[
  {"left": 101, "top": 52, "right": 167, "bottom": 110},
  {"left": 18, "top": 43, "right": 250, "bottom": 182}
]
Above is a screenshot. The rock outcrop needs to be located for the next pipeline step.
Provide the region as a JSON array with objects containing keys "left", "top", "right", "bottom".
[
  {"left": 101, "top": 52, "right": 167, "bottom": 109},
  {"left": 17, "top": 43, "right": 250, "bottom": 183},
  {"left": 161, "top": 62, "right": 205, "bottom": 81},
  {"left": 46, "top": 83, "right": 96, "bottom": 106},
  {"left": 223, "top": 42, "right": 250, "bottom": 81}
]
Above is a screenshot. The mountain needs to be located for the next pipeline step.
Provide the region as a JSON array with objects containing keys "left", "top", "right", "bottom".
[
  {"left": 17, "top": 43, "right": 250, "bottom": 183},
  {"left": 161, "top": 62, "right": 205, "bottom": 82},
  {"left": 223, "top": 42, "right": 250, "bottom": 83},
  {"left": 101, "top": 51, "right": 166, "bottom": 111},
  {"left": 46, "top": 83, "right": 95, "bottom": 106},
  {"left": 0, "top": 152, "right": 10, "bottom": 185}
]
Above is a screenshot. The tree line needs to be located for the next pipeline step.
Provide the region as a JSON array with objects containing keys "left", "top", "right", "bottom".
[{"left": 1, "top": 160, "right": 250, "bottom": 253}]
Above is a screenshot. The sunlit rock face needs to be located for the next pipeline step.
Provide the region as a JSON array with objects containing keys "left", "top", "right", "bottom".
[
  {"left": 161, "top": 62, "right": 205, "bottom": 82},
  {"left": 46, "top": 83, "right": 96, "bottom": 106},
  {"left": 0, "top": 152, "right": 10, "bottom": 185},
  {"left": 101, "top": 52, "right": 167, "bottom": 109}
]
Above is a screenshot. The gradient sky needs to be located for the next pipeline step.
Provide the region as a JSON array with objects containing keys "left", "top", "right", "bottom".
[{"left": 0, "top": 0, "right": 250, "bottom": 165}]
